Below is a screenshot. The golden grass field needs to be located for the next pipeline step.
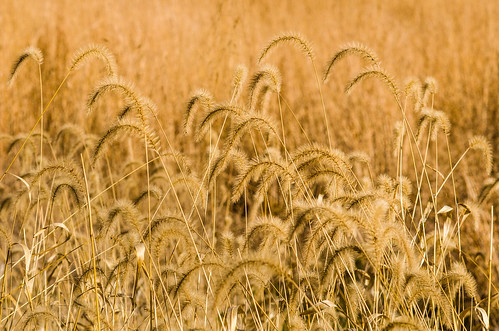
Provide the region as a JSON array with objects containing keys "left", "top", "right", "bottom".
[{"left": 0, "top": 0, "right": 498, "bottom": 330}]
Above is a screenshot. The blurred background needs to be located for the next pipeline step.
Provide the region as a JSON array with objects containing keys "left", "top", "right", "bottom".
[{"left": 1, "top": 0, "right": 497, "bottom": 206}]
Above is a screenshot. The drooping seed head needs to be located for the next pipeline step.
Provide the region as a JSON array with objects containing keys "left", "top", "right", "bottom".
[
  {"left": 468, "top": 135, "right": 493, "bottom": 175},
  {"left": 8, "top": 46, "right": 44, "bottom": 86},
  {"left": 258, "top": 32, "right": 314, "bottom": 63},
  {"left": 69, "top": 44, "right": 117, "bottom": 77},
  {"left": 231, "top": 65, "right": 248, "bottom": 102},
  {"left": 323, "top": 42, "right": 380, "bottom": 82},
  {"left": 345, "top": 65, "right": 400, "bottom": 101}
]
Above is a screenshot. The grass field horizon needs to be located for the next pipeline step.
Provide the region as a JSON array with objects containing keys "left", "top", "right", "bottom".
[{"left": 0, "top": 1, "right": 497, "bottom": 330}]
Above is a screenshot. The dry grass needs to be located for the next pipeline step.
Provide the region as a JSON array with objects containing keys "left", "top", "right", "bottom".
[{"left": 0, "top": 1, "right": 498, "bottom": 330}]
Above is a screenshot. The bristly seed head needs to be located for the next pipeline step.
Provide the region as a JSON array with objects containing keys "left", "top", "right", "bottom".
[
  {"left": 468, "top": 135, "right": 493, "bottom": 175},
  {"left": 323, "top": 42, "right": 380, "bottom": 82},
  {"left": 8, "top": 46, "right": 44, "bottom": 86},
  {"left": 69, "top": 44, "right": 117, "bottom": 77},
  {"left": 258, "top": 32, "right": 314, "bottom": 63}
]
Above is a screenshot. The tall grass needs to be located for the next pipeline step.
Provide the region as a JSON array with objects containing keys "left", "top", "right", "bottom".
[
  {"left": 1, "top": 1, "right": 498, "bottom": 330},
  {"left": 0, "top": 29, "right": 496, "bottom": 330}
]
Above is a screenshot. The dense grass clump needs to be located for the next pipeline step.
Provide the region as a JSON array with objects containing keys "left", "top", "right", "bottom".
[{"left": 0, "top": 12, "right": 498, "bottom": 331}]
